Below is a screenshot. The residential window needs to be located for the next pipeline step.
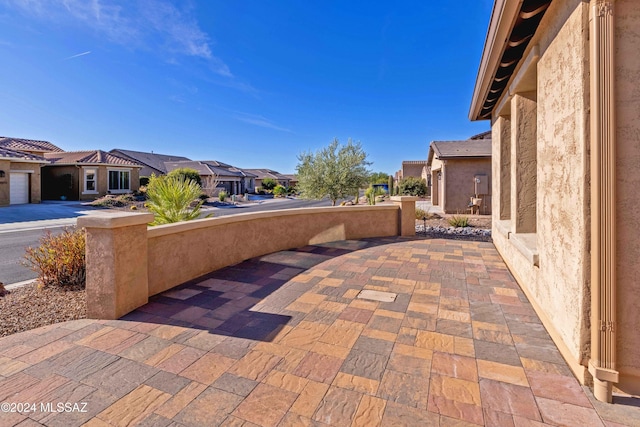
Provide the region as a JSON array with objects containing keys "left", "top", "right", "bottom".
[
  {"left": 108, "top": 169, "right": 130, "bottom": 193},
  {"left": 84, "top": 168, "right": 97, "bottom": 194}
]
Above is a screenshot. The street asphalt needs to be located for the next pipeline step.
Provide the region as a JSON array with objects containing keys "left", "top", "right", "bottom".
[{"left": 0, "top": 198, "right": 335, "bottom": 286}]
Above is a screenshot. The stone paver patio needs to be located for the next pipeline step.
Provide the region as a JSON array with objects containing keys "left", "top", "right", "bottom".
[{"left": 0, "top": 237, "right": 638, "bottom": 426}]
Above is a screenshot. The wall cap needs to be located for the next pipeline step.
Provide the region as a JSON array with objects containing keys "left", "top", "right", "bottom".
[
  {"left": 77, "top": 212, "right": 154, "bottom": 229},
  {"left": 148, "top": 205, "right": 398, "bottom": 238},
  {"left": 391, "top": 196, "right": 420, "bottom": 202}
]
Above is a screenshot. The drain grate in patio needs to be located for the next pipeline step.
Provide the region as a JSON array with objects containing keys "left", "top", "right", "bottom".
[{"left": 357, "top": 289, "right": 397, "bottom": 302}]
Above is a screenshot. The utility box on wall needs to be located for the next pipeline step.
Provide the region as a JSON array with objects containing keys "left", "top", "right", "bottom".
[{"left": 474, "top": 175, "right": 488, "bottom": 195}]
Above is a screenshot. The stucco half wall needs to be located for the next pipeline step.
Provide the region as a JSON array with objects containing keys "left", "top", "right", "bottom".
[
  {"left": 79, "top": 202, "right": 416, "bottom": 319},
  {"left": 147, "top": 206, "right": 400, "bottom": 296}
]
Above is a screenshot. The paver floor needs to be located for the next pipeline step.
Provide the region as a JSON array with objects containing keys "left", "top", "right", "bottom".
[{"left": 0, "top": 237, "right": 638, "bottom": 426}]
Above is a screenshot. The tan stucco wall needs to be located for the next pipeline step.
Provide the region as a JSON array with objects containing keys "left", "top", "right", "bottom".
[
  {"left": 491, "top": 0, "right": 591, "bottom": 382},
  {"left": 442, "top": 159, "right": 491, "bottom": 214},
  {"left": 0, "top": 162, "right": 43, "bottom": 205},
  {"left": 0, "top": 159, "right": 10, "bottom": 206},
  {"left": 147, "top": 206, "right": 400, "bottom": 296},
  {"left": 614, "top": 0, "right": 640, "bottom": 393},
  {"left": 42, "top": 165, "right": 140, "bottom": 200},
  {"left": 402, "top": 163, "right": 426, "bottom": 179},
  {"left": 430, "top": 157, "right": 443, "bottom": 207}
]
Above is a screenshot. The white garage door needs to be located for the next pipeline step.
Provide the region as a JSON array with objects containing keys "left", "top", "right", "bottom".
[{"left": 10, "top": 172, "right": 29, "bottom": 205}]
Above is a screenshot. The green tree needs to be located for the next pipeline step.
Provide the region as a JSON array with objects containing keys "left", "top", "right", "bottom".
[
  {"left": 261, "top": 178, "right": 278, "bottom": 191},
  {"left": 368, "top": 172, "right": 390, "bottom": 185},
  {"left": 398, "top": 176, "right": 428, "bottom": 197},
  {"left": 167, "top": 168, "right": 202, "bottom": 186},
  {"left": 296, "top": 138, "right": 371, "bottom": 206},
  {"left": 273, "top": 184, "right": 287, "bottom": 197},
  {"left": 146, "top": 175, "right": 209, "bottom": 225}
]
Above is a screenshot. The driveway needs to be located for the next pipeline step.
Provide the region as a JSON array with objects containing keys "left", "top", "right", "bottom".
[{"left": 0, "top": 201, "right": 103, "bottom": 231}]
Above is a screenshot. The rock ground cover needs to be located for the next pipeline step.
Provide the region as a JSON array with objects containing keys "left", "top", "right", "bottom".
[{"left": 0, "top": 282, "right": 85, "bottom": 337}]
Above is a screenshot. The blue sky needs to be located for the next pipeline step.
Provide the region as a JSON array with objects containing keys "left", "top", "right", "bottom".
[{"left": 0, "top": 0, "right": 492, "bottom": 174}]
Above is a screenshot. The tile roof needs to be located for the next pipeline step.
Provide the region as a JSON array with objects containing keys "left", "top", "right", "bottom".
[
  {"left": 110, "top": 149, "right": 192, "bottom": 174},
  {"left": 0, "top": 136, "right": 64, "bottom": 153},
  {"left": 164, "top": 161, "right": 245, "bottom": 179},
  {"left": 402, "top": 160, "right": 428, "bottom": 165},
  {"left": 428, "top": 139, "right": 492, "bottom": 164},
  {"left": 242, "top": 169, "right": 289, "bottom": 180},
  {"left": 44, "top": 150, "right": 141, "bottom": 166},
  {"left": 0, "top": 147, "right": 48, "bottom": 162},
  {"left": 469, "top": 130, "right": 492, "bottom": 140}
]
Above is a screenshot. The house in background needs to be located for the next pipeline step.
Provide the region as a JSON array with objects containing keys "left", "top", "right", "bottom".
[
  {"left": 109, "top": 148, "right": 191, "bottom": 177},
  {"left": 427, "top": 134, "right": 492, "bottom": 214},
  {"left": 42, "top": 150, "right": 141, "bottom": 201},
  {"left": 470, "top": 0, "right": 640, "bottom": 402},
  {"left": 199, "top": 160, "right": 257, "bottom": 194},
  {"left": 163, "top": 160, "right": 254, "bottom": 195},
  {"left": 243, "top": 169, "right": 291, "bottom": 189},
  {"left": 0, "top": 137, "right": 62, "bottom": 205},
  {"left": 282, "top": 174, "right": 298, "bottom": 189},
  {"left": 394, "top": 160, "right": 429, "bottom": 189}
]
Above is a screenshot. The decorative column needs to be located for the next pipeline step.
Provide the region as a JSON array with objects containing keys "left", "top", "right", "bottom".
[
  {"left": 588, "top": 0, "right": 618, "bottom": 403},
  {"left": 78, "top": 213, "right": 154, "bottom": 320},
  {"left": 391, "top": 196, "right": 419, "bottom": 236}
]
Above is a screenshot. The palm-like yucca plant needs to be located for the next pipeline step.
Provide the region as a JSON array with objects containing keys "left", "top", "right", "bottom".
[{"left": 146, "top": 175, "right": 209, "bottom": 225}]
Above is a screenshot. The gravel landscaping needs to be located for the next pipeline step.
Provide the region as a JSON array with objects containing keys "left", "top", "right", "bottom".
[
  {"left": 415, "top": 217, "right": 492, "bottom": 242},
  {"left": 0, "top": 283, "right": 86, "bottom": 337}
]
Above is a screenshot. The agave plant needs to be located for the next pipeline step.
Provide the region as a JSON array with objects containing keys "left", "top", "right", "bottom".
[{"left": 146, "top": 175, "right": 210, "bottom": 225}]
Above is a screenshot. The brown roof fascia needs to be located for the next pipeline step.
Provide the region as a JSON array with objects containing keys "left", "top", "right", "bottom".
[{"left": 469, "top": 0, "right": 551, "bottom": 121}]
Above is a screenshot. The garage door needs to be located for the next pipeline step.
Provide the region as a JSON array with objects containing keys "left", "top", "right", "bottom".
[{"left": 10, "top": 173, "right": 29, "bottom": 204}]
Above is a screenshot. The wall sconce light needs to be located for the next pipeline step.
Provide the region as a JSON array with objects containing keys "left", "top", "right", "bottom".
[
  {"left": 437, "top": 172, "right": 441, "bottom": 180},
  {"left": 0, "top": 170, "right": 5, "bottom": 178}
]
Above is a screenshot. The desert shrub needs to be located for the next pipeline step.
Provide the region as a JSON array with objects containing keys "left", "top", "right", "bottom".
[
  {"left": 90, "top": 194, "right": 135, "bottom": 207},
  {"left": 140, "top": 176, "right": 150, "bottom": 187},
  {"left": 167, "top": 168, "right": 202, "bottom": 186},
  {"left": 448, "top": 215, "right": 470, "bottom": 227},
  {"left": 365, "top": 186, "right": 376, "bottom": 205},
  {"left": 219, "top": 190, "right": 227, "bottom": 202},
  {"left": 261, "top": 178, "right": 277, "bottom": 191},
  {"left": 416, "top": 208, "right": 438, "bottom": 220},
  {"left": 146, "top": 175, "right": 209, "bottom": 225},
  {"left": 23, "top": 227, "right": 86, "bottom": 287},
  {"left": 273, "top": 185, "right": 287, "bottom": 197},
  {"left": 256, "top": 187, "right": 265, "bottom": 195},
  {"left": 398, "top": 176, "right": 427, "bottom": 197}
]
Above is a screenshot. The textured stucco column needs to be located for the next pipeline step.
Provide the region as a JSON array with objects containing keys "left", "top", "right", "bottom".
[
  {"left": 78, "top": 213, "right": 154, "bottom": 320},
  {"left": 391, "top": 196, "right": 418, "bottom": 236},
  {"left": 510, "top": 92, "right": 537, "bottom": 233},
  {"left": 494, "top": 115, "right": 512, "bottom": 220}
]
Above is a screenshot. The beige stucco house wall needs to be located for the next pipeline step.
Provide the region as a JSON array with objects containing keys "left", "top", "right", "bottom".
[
  {"left": 471, "top": 0, "right": 640, "bottom": 401},
  {"left": 0, "top": 157, "right": 45, "bottom": 206},
  {"left": 42, "top": 165, "right": 140, "bottom": 201},
  {"left": 428, "top": 139, "right": 492, "bottom": 214}
]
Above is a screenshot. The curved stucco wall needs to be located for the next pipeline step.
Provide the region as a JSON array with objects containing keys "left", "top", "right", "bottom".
[
  {"left": 615, "top": 0, "right": 640, "bottom": 392},
  {"left": 147, "top": 205, "right": 399, "bottom": 296}
]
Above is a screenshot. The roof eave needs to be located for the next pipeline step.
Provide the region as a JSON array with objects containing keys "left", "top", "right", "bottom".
[{"left": 469, "top": 0, "right": 522, "bottom": 122}]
